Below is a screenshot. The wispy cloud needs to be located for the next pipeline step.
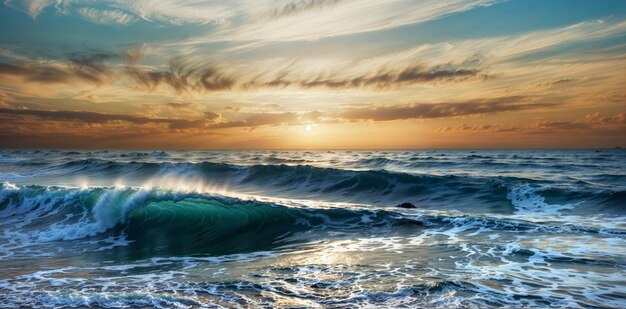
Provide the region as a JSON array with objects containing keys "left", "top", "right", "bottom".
[
  {"left": 124, "top": 61, "right": 236, "bottom": 93},
  {"left": 537, "top": 78, "right": 576, "bottom": 88},
  {"left": 0, "top": 60, "right": 113, "bottom": 85},
  {"left": 106, "top": 0, "right": 235, "bottom": 25},
  {"left": 0, "top": 47, "right": 488, "bottom": 94},
  {"left": 247, "top": 65, "right": 487, "bottom": 90},
  {"left": 3, "top": 0, "right": 235, "bottom": 25},
  {"left": 206, "top": 0, "right": 499, "bottom": 43},
  {"left": 3, "top": 1, "right": 501, "bottom": 40},
  {"left": 0, "top": 50, "right": 120, "bottom": 86},
  {"left": 77, "top": 7, "right": 137, "bottom": 26},
  {"left": 266, "top": 0, "right": 342, "bottom": 19},
  {"left": 2, "top": 0, "right": 68, "bottom": 19},
  {"left": 349, "top": 19, "right": 626, "bottom": 71}
]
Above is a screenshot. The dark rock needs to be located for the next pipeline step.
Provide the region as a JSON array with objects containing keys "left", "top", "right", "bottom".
[{"left": 397, "top": 202, "right": 416, "bottom": 209}]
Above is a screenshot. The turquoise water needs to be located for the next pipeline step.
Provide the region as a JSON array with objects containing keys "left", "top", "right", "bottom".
[{"left": 0, "top": 150, "right": 625, "bottom": 308}]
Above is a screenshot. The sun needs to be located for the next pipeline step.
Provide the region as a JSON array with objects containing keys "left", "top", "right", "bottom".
[{"left": 305, "top": 125, "right": 313, "bottom": 132}]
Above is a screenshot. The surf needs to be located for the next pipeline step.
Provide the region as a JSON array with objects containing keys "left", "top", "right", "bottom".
[{"left": 1, "top": 182, "right": 623, "bottom": 259}]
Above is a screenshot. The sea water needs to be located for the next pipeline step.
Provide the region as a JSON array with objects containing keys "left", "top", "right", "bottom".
[{"left": 0, "top": 149, "right": 624, "bottom": 308}]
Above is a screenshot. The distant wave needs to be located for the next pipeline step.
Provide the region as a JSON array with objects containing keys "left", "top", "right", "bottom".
[{"left": 14, "top": 159, "right": 618, "bottom": 211}]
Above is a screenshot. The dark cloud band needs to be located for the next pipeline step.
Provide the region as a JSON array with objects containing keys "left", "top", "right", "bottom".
[
  {"left": 339, "top": 96, "right": 556, "bottom": 121},
  {"left": 0, "top": 108, "right": 205, "bottom": 129}
]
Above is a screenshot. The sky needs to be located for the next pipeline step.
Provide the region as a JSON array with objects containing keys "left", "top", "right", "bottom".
[{"left": 0, "top": 0, "right": 625, "bottom": 149}]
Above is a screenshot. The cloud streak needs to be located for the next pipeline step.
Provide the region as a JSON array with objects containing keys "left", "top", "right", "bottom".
[
  {"left": 3, "top": 0, "right": 67, "bottom": 19},
  {"left": 340, "top": 96, "right": 556, "bottom": 121},
  {"left": 124, "top": 62, "right": 236, "bottom": 93},
  {"left": 210, "top": 0, "right": 499, "bottom": 43},
  {"left": 529, "top": 112, "right": 626, "bottom": 133},
  {"left": 438, "top": 112, "right": 626, "bottom": 134},
  {"left": 210, "top": 112, "right": 299, "bottom": 129},
  {"left": 0, "top": 107, "right": 206, "bottom": 129},
  {"left": 249, "top": 65, "right": 487, "bottom": 90},
  {"left": 3, "top": 0, "right": 499, "bottom": 42},
  {"left": 166, "top": 102, "right": 194, "bottom": 109},
  {"left": 266, "top": 0, "right": 342, "bottom": 19},
  {"left": 77, "top": 8, "right": 137, "bottom": 26}
]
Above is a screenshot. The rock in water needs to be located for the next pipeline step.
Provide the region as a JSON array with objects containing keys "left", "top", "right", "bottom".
[{"left": 397, "top": 202, "right": 416, "bottom": 209}]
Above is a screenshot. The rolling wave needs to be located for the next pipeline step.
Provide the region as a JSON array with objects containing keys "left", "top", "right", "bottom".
[
  {"left": 0, "top": 183, "right": 408, "bottom": 257},
  {"left": 1, "top": 183, "right": 623, "bottom": 259}
]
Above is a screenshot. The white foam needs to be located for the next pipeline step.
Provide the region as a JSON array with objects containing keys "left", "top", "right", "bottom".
[
  {"left": 507, "top": 184, "right": 574, "bottom": 215},
  {"left": 37, "top": 188, "right": 156, "bottom": 242}
]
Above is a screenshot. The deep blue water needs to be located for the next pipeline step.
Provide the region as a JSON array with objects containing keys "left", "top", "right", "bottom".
[{"left": 0, "top": 149, "right": 625, "bottom": 308}]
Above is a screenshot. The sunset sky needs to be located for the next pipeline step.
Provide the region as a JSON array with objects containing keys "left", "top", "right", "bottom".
[{"left": 0, "top": 0, "right": 624, "bottom": 149}]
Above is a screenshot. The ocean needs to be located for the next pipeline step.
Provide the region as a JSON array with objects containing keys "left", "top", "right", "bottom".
[{"left": 0, "top": 149, "right": 624, "bottom": 308}]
